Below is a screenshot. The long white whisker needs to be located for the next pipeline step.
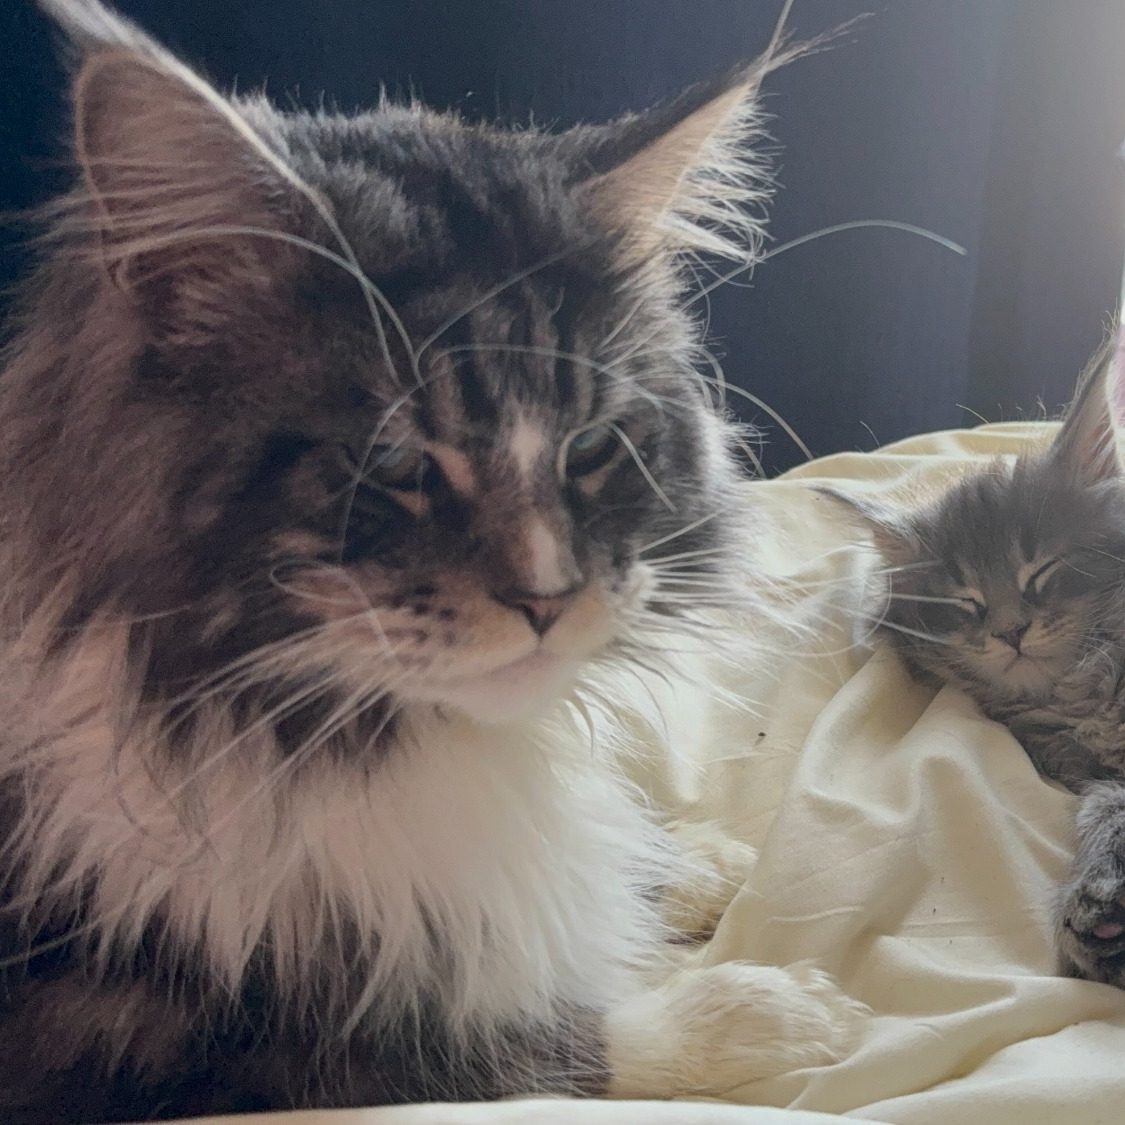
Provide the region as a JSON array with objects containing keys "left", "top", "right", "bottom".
[
  {"left": 638, "top": 512, "right": 719, "bottom": 555},
  {"left": 609, "top": 424, "right": 675, "bottom": 512}
]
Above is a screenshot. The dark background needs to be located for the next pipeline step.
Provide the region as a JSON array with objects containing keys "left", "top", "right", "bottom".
[{"left": 4, "top": 0, "right": 1125, "bottom": 472}]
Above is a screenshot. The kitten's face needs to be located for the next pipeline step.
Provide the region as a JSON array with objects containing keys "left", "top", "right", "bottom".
[
  {"left": 17, "top": 26, "right": 760, "bottom": 729},
  {"left": 878, "top": 461, "right": 1125, "bottom": 703}
]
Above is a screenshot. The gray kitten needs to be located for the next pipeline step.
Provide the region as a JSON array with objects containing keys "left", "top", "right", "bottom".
[{"left": 828, "top": 336, "right": 1125, "bottom": 987}]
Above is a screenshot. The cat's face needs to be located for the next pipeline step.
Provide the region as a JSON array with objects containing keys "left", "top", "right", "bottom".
[
  {"left": 166, "top": 168, "right": 723, "bottom": 724},
  {"left": 12, "top": 9, "right": 772, "bottom": 729},
  {"left": 876, "top": 463, "right": 1125, "bottom": 702}
]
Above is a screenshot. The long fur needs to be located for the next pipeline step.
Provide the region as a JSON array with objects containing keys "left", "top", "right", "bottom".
[{"left": 0, "top": 1, "right": 865, "bottom": 1118}]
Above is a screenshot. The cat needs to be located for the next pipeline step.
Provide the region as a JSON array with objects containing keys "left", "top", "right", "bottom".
[
  {"left": 0, "top": 0, "right": 866, "bottom": 1120},
  {"left": 821, "top": 332, "right": 1125, "bottom": 988}
]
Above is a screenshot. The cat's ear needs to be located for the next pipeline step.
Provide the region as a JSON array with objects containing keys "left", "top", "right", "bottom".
[
  {"left": 1050, "top": 329, "right": 1125, "bottom": 485},
  {"left": 573, "top": 54, "right": 790, "bottom": 267},
  {"left": 813, "top": 486, "right": 916, "bottom": 558},
  {"left": 43, "top": 0, "right": 302, "bottom": 300}
]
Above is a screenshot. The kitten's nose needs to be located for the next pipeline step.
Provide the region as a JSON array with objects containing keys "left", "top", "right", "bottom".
[
  {"left": 495, "top": 586, "right": 582, "bottom": 637},
  {"left": 992, "top": 622, "right": 1030, "bottom": 652}
]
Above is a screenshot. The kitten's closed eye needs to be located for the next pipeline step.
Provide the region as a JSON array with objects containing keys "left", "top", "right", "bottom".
[
  {"left": 1023, "top": 557, "right": 1063, "bottom": 596},
  {"left": 953, "top": 593, "right": 986, "bottom": 619}
]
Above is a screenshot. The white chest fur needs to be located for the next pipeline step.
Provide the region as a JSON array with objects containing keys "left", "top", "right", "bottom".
[{"left": 11, "top": 646, "right": 667, "bottom": 1033}]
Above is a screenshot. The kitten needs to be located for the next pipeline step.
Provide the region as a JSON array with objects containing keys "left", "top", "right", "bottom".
[
  {"left": 824, "top": 334, "right": 1125, "bottom": 987},
  {"left": 0, "top": 0, "right": 863, "bottom": 1120}
]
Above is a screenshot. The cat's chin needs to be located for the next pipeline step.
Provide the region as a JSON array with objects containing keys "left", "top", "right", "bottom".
[
  {"left": 989, "top": 652, "right": 1058, "bottom": 698},
  {"left": 408, "top": 651, "right": 583, "bottom": 725}
]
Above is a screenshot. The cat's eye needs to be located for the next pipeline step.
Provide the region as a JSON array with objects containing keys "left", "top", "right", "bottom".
[
  {"left": 565, "top": 423, "right": 620, "bottom": 477},
  {"left": 364, "top": 444, "right": 431, "bottom": 490},
  {"left": 1025, "top": 557, "right": 1062, "bottom": 594},
  {"left": 957, "top": 596, "right": 986, "bottom": 619}
]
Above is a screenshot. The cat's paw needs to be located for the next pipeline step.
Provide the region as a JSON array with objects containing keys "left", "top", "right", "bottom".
[
  {"left": 1058, "top": 783, "right": 1125, "bottom": 987},
  {"left": 662, "top": 820, "right": 758, "bottom": 940},
  {"left": 1058, "top": 863, "right": 1125, "bottom": 986},
  {"left": 607, "top": 961, "right": 868, "bottom": 1099}
]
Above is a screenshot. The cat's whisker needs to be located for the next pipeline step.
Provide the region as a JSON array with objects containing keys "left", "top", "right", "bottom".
[
  {"left": 414, "top": 248, "right": 579, "bottom": 360},
  {"left": 608, "top": 424, "right": 676, "bottom": 512},
  {"left": 674, "top": 354, "right": 814, "bottom": 461},
  {"left": 434, "top": 342, "right": 676, "bottom": 419},
  {"left": 638, "top": 512, "right": 720, "bottom": 555},
  {"left": 190, "top": 685, "right": 400, "bottom": 865},
  {"left": 65, "top": 220, "right": 418, "bottom": 391},
  {"left": 644, "top": 546, "right": 730, "bottom": 567},
  {"left": 678, "top": 220, "right": 967, "bottom": 317},
  {"left": 598, "top": 294, "right": 648, "bottom": 351}
]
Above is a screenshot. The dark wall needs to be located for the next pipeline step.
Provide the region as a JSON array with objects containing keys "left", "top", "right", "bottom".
[{"left": 3, "top": 0, "right": 1124, "bottom": 472}]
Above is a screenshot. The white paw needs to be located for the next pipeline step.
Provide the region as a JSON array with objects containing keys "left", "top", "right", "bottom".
[
  {"left": 608, "top": 961, "right": 868, "bottom": 1099},
  {"left": 662, "top": 820, "right": 758, "bottom": 939}
]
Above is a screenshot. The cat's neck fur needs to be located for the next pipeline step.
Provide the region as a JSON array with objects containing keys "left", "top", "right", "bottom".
[{"left": 2, "top": 610, "right": 670, "bottom": 1032}]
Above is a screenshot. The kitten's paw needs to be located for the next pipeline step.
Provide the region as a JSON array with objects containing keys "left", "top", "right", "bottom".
[
  {"left": 1058, "top": 784, "right": 1125, "bottom": 988},
  {"left": 1058, "top": 866, "right": 1125, "bottom": 986},
  {"left": 662, "top": 820, "right": 758, "bottom": 939},
  {"left": 607, "top": 962, "right": 868, "bottom": 1099}
]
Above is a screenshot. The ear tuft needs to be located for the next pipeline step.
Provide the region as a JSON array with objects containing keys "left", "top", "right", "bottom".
[
  {"left": 1050, "top": 326, "right": 1125, "bottom": 485},
  {"left": 578, "top": 59, "right": 776, "bottom": 268},
  {"left": 813, "top": 486, "right": 915, "bottom": 557}
]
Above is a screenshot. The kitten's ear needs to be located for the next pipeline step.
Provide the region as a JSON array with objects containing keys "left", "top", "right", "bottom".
[
  {"left": 573, "top": 53, "right": 790, "bottom": 266},
  {"left": 1050, "top": 328, "right": 1125, "bottom": 485},
  {"left": 813, "top": 487, "right": 915, "bottom": 557},
  {"left": 42, "top": 0, "right": 302, "bottom": 299}
]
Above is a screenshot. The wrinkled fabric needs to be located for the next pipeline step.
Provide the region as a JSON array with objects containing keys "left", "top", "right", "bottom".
[{"left": 190, "top": 423, "right": 1125, "bottom": 1125}]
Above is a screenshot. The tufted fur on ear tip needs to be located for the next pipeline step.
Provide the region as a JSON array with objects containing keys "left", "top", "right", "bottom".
[
  {"left": 812, "top": 485, "right": 917, "bottom": 558},
  {"left": 574, "top": 10, "right": 852, "bottom": 270},
  {"left": 1050, "top": 325, "right": 1125, "bottom": 486}
]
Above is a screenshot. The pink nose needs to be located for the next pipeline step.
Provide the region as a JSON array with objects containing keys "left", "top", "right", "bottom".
[{"left": 496, "top": 587, "right": 582, "bottom": 637}]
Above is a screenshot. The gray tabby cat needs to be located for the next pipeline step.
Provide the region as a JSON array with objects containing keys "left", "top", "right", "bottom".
[
  {"left": 827, "top": 334, "right": 1125, "bottom": 987},
  {"left": 0, "top": 0, "right": 864, "bottom": 1121}
]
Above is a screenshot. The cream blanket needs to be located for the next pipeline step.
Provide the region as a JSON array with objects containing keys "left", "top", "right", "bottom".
[{"left": 194, "top": 423, "right": 1125, "bottom": 1125}]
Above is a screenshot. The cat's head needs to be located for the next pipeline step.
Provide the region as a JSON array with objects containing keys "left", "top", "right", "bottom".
[
  {"left": 830, "top": 336, "right": 1125, "bottom": 705},
  {"left": 8, "top": 0, "right": 791, "bottom": 728}
]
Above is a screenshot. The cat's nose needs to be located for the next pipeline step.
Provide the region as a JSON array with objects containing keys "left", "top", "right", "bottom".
[
  {"left": 495, "top": 586, "right": 583, "bottom": 637},
  {"left": 992, "top": 622, "right": 1029, "bottom": 651}
]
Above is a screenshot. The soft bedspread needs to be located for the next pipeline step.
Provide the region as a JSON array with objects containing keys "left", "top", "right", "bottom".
[{"left": 192, "top": 423, "right": 1125, "bottom": 1125}]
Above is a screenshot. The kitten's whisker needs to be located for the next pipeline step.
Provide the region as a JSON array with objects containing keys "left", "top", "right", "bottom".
[
  {"left": 886, "top": 592, "right": 968, "bottom": 607},
  {"left": 1087, "top": 546, "right": 1125, "bottom": 566},
  {"left": 869, "top": 618, "right": 954, "bottom": 646}
]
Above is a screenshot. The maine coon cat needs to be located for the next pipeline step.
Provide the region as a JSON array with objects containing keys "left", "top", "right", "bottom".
[
  {"left": 0, "top": 0, "right": 866, "bottom": 1120},
  {"left": 824, "top": 334, "right": 1125, "bottom": 988}
]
